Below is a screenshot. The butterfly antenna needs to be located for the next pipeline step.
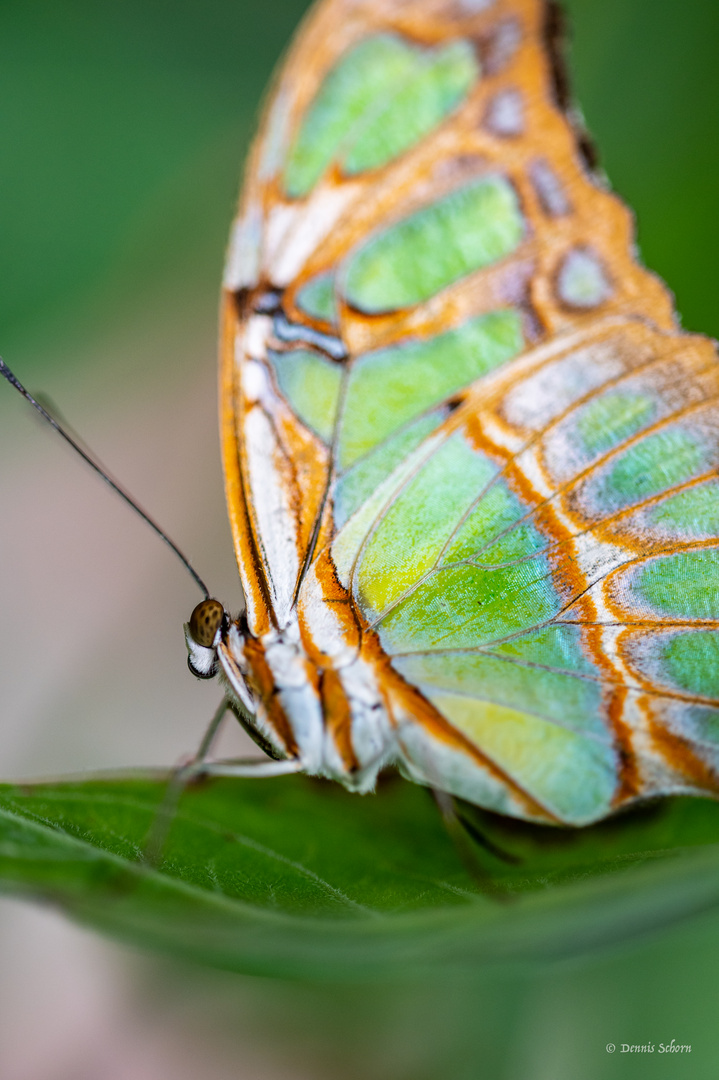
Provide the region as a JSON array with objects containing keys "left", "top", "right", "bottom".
[{"left": 0, "top": 357, "right": 210, "bottom": 599}]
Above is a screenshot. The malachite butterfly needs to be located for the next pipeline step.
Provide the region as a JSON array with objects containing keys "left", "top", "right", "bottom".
[{"left": 185, "top": 0, "right": 719, "bottom": 827}]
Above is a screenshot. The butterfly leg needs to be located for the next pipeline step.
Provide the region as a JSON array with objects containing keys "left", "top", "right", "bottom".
[
  {"left": 455, "top": 807, "right": 523, "bottom": 866},
  {"left": 430, "top": 788, "right": 517, "bottom": 904},
  {"left": 142, "top": 699, "right": 304, "bottom": 865},
  {"left": 142, "top": 696, "right": 232, "bottom": 866},
  {"left": 190, "top": 758, "right": 304, "bottom": 779}
]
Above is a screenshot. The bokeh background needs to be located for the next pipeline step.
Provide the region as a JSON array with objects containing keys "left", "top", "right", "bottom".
[{"left": 1, "top": 0, "right": 718, "bottom": 1076}]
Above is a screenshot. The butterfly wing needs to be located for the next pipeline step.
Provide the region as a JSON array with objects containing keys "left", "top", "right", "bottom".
[{"left": 221, "top": 0, "right": 719, "bottom": 823}]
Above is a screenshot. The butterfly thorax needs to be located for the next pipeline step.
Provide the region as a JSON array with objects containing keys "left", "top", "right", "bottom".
[{"left": 186, "top": 599, "right": 397, "bottom": 791}]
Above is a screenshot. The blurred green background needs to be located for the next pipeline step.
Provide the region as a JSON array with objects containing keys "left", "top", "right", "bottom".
[{"left": 0, "top": 0, "right": 718, "bottom": 1077}]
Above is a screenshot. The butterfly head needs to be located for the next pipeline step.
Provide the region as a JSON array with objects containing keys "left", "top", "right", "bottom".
[{"left": 185, "top": 598, "right": 226, "bottom": 680}]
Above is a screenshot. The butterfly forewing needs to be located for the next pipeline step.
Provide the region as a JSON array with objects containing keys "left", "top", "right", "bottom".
[{"left": 220, "top": 0, "right": 719, "bottom": 824}]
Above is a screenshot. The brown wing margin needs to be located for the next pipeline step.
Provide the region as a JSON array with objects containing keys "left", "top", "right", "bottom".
[{"left": 220, "top": 298, "right": 277, "bottom": 637}]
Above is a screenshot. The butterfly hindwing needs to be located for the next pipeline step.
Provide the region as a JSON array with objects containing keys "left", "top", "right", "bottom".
[{"left": 220, "top": 0, "right": 719, "bottom": 823}]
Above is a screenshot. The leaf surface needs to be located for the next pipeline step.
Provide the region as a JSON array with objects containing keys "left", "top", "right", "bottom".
[{"left": 1, "top": 774, "right": 719, "bottom": 980}]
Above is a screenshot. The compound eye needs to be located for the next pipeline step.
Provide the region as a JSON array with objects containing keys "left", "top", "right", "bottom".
[{"left": 189, "top": 599, "right": 224, "bottom": 647}]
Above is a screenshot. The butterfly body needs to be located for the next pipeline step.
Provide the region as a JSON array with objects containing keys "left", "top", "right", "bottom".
[{"left": 189, "top": 0, "right": 719, "bottom": 825}]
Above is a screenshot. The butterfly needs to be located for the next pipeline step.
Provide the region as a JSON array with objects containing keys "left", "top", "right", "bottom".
[{"left": 91, "top": 0, "right": 719, "bottom": 828}]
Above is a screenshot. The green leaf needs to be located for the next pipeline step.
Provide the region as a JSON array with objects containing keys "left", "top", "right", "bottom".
[{"left": 1, "top": 774, "right": 719, "bottom": 980}]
